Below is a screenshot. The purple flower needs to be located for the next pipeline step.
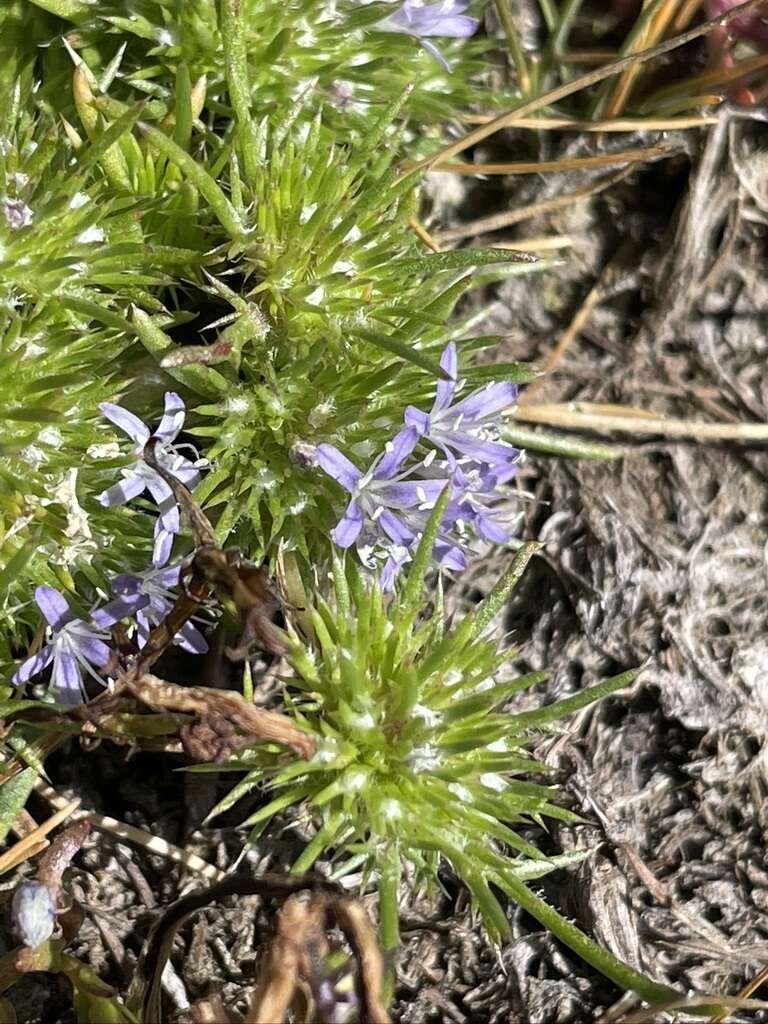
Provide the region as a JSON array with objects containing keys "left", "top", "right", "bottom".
[
  {"left": 376, "top": 1, "right": 479, "bottom": 71},
  {"left": 92, "top": 563, "right": 208, "bottom": 654},
  {"left": 405, "top": 343, "right": 519, "bottom": 471},
  {"left": 452, "top": 461, "right": 518, "bottom": 544},
  {"left": 315, "top": 427, "right": 446, "bottom": 549},
  {"left": 12, "top": 587, "right": 112, "bottom": 705},
  {"left": 314, "top": 345, "right": 522, "bottom": 588},
  {"left": 96, "top": 392, "right": 200, "bottom": 566},
  {"left": 315, "top": 428, "right": 457, "bottom": 590}
]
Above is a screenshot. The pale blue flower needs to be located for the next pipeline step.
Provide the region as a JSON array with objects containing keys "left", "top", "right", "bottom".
[
  {"left": 96, "top": 392, "right": 200, "bottom": 566},
  {"left": 315, "top": 428, "right": 460, "bottom": 589},
  {"left": 11, "top": 587, "right": 112, "bottom": 705},
  {"left": 92, "top": 563, "right": 208, "bottom": 654},
  {"left": 314, "top": 343, "right": 521, "bottom": 587},
  {"left": 315, "top": 427, "right": 445, "bottom": 550},
  {"left": 405, "top": 342, "right": 519, "bottom": 471},
  {"left": 376, "top": 1, "right": 479, "bottom": 71}
]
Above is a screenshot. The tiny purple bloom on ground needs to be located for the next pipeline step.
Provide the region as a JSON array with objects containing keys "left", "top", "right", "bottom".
[
  {"left": 96, "top": 392, "right": 201, "bottom": 566},
  {"left": 376, "top": 1, "right": 479, "bottom": 71},
  {"left": 12, "top": 587, "right": 112, "bottom": 705},
  {"left": 92, "top": 563, "right": 208, "bottom": 654}
]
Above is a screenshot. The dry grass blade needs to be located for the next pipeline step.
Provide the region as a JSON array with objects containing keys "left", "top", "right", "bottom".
[
  {"left": 495, "top": 236, "right": 573, "bottom": 252},
  {"left": 33, "top": 778, "right": 226, "bottom": 882},
  {"left": 0, "top": 838, "right": 50, "bottom": 877},
  {"left": 461, "top": 114, "right": 718, "bottom": 130},
  {"left": 412, "top": 0, "right": 766, "bottom": 170},
  {"left": 412, "top": 144, "right": 674, "bottom": 176},
  {"left": 0, "top": 798, "right": 80, "bottom": 877},
  {"left": 598, "top": 992, "right": 768, "bottom": 1022},
  {"left": 604, "top": 0, "right": 685, "bottom": 118},
  {"left": 408, "top": 216, "right": 441, "bottom": 252},
  {"left": 435, "top": 167, "right": 635, "bottom": 244},
  {"left": 514, "top": 402, "right": 768, "bottom": 442},
  {"left": 641, "top": 51, "right": 768, "bottom": 110},
  {"left": 520, "top": 254, "right": 624, "bottom": 403}
]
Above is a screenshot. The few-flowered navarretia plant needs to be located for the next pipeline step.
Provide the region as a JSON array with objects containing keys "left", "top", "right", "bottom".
[
  {"left": 1, "top": 0, "right": 713, "bottom": 1018},
  {"left": 0, "top": 0, "right": 542, "bottom": 658},
  {"left": 192, "top": 502, "right": 608, "bottom": 946},
  {"left": 191, "top": 525, "right": 678, "bottom": 1004}
]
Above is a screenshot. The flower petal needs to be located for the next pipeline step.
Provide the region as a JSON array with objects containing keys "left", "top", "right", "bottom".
[
  {"left": 441, "top": 433, "right": 519, "bottom": 466},
  {"left": 434, "top": 342, "right": 458, "bottom": 413},
  {"left": 473, "top": 515, "right": 509, "bottom": 544},
  {"left": 176, "top": 620, "right": 209, "bottom": 654},
  {"left": 373, "top": 427, "right": 419, "bottom": 480},
  {"left": 153, "top": 528, "right": 175, "bottom": 567},
  {"left": 448, "top": 381, "right": 518, "bottom": 422},
  {"left": 34, "top": 586, "right": 73, "bottom": 630},
  {"left": 96, "top": 473, "right": 146, "bottom": 508},
  {"left": 136, "top": 609, "right": 152, "bottom": 646},
  {"left": 145, "top": 473, "right": 174, "bottom": 513},
  {"left": 72, "top": 631, "right": 112, "bottom": 668},
  {"left": 316, "top": 445, "right": 361, "bottom": 493},
  {"left": 404, "top": 406, "right": 430, "bottom": 434},
  {"left": 169, "top": 462, "right": 201, "bottom": 489},
  {"left": 111, "top": 573, "right": 143, "bottom": 596},
  {"left": 51, "top": 653, "right": 83, "bottom": 705},
  {"left": 434, "top": 541, "right": 467, "bottom": 571},
  {"left": 11, "top": 645, "right": 54, "bottom": 685},
  {"left": 331, "top": 500, "right": 364, "bottom": 548},
  {"left": 479, "top": 458, "right": 519, "bottom": 489},
  {"left": 155, "top": 392, "right": 185, "bottom": 443},
  {"left": 377, "top": 509, "right": 415, "bottom": 546},
  {"left": 380, "top": 545, "right": 410, "bottom": 592},
  {"left": 99, "top": 402, "right": 150, "bottom": 445},
  {"left": 91, "top": 593, "right": 148, "bottom": 628},
  {"left": 375, "top": 478, "right": 447, "bottom": 509},
  {"left": 153, "top": 565, "right": 182, "bottom": 589}
]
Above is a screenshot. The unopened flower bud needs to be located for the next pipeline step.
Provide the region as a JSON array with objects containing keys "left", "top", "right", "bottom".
[
  {"left": 2, "top": 198, "right": 33, "bottom": 230},
  {"left": 11, "top": 881, "right": 56, "bottom": 948}
]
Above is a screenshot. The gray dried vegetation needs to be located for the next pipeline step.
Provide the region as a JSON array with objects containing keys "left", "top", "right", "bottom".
[
  {"left": 421, "top": 105, "right": 768, "bottom": 1022},
  {"left": 5, "top": 85, "right": 768, "bottom": 1024}
]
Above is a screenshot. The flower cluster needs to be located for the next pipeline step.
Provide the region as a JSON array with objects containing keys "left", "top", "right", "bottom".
[
  {"left": 11, "top": 394, "right": 208, "bottom": 703},
  {"left": 315, "top": 344, "right": 520, "bottom": 589}
]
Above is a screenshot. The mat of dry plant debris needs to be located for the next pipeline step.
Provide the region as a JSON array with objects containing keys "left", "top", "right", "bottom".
[{"left": 4, "top": 106, "right": 768, "bottom": 1024}]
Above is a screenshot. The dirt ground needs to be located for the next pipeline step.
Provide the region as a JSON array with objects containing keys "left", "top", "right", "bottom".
[{"left": 4, "top": 83, "right": 768, "bottom": 1024}]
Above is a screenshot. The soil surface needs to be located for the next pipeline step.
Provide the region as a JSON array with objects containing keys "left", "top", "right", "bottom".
[{"left": 5, "top": 19, "right": 768, "bottom": 1024}]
